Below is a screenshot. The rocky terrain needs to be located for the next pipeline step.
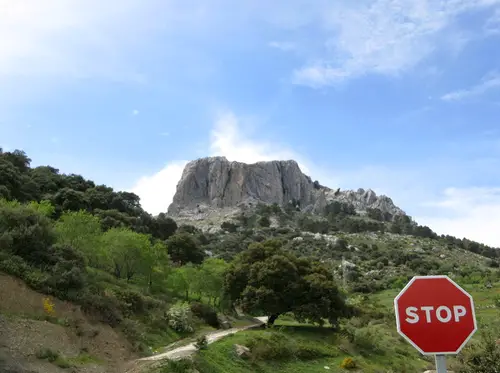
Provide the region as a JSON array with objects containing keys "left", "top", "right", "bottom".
[{"left": 168, "top": 156, "right": 405, "bottom": 224}]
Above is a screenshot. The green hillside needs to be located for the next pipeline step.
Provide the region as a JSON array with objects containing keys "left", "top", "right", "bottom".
[{"left": 1, "top": 148, "right": 499, "bottom": 373}]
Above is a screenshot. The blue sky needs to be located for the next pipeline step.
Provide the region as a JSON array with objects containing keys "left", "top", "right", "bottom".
[{"left": 2, "top": 0, "right": 500, "bottom": 246}]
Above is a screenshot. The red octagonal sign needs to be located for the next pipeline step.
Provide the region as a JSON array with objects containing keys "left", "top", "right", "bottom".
[{"left": 394, "top": 275, "right": 477, "bottom": 355}]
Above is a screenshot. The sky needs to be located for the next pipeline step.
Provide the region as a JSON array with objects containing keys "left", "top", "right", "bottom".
[{"left": 2, "top": 0, "right": 500, "bottom": 247}]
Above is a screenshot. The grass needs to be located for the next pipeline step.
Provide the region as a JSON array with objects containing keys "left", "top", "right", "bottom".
[
  {"left": 152, "top": 280, "right": 500, "bottom": 373},
  {"left": 154, "top": 325, "right": 430, "bottom": 373}
]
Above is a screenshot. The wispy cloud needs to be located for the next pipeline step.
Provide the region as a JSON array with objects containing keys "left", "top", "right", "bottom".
[
  {"left": 0, "top": 1, "right": 164, "bottom": 82},
  {"left": 268, "top": 41, "right": 296, "bottom": 51},
  {"left": 417, "top": 187, "right": 500, "bottom": 247},
  {"left": 132, "top": 109, "right": 139, "bottom": 115},
  {"left": 291, "top": 0, "right": 500, "bottom": 87},
  {"left": 485, "top": 8, "right": 500, "bottom": 34},
  {"left": 441, "top": 72, "right": 500, "bottom": 101}
]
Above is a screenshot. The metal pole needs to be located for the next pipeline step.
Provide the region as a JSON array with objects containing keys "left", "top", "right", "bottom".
[{"left": 435, "top": 354, "right": 447, "bottom": 373}]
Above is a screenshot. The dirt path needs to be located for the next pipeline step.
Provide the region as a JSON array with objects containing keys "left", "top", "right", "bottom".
[
  {"left": 142, "top": 316, "right": 268, "bottom": 361},
  {"left": 124, "top": 316, "right": 268, "bottom": 373}
]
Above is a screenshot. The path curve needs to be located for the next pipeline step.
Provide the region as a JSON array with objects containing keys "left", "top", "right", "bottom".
[{"left": 140, "top": 316, "right": 268, "bottom": 362}]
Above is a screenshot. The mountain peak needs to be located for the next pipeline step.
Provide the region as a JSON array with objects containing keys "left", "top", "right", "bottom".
[{"left": 168, "top": 157, "right": 405, "bottom": 218}]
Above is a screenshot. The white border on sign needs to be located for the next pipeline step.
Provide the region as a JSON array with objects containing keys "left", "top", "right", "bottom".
[{"left": 393, "top": 275, "right": 478, "bottom": 356}]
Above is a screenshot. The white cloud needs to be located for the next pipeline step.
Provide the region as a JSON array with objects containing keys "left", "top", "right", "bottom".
[
  {"left": 485, "top": 8, "right": 500, "bottom": 34},
  {"left": 131, "top": 161, "right": 188, "bottom": 216},
  {"left": 0, "top": 0, "right": 163, "bottom": 81},
  {"left": 131, "top": 110, "right": 315, "bottom": 215},
  {"left": 268, "top": 41, "right": 296, "bottom": 51},
  {"left": 441, "top": 71, "right": 500, "bottom": 101},
  {"left": 417, "top": 187, "right": 500, "bottom": 247},
  {"left": 291, "top": 0, "right": 500, "bottom": 87},
  {"left": 131, "top": 110, "right": 500, "bottom": 247},
  {"left": 209, "top": 111, "right": 309, "bottom": 172}
]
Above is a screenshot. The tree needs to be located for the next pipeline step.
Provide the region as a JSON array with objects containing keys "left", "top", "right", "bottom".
[
  {"left": 55, "top": 210, "right": 103, "bottom": 267},
  {"left": 100, "top": 228, "right": 151, "bottom": 281},
  {"left": 167, "top": 266, "right": 192, "bottom": 300},
  {"left": 199, "top": 258, "right": 229, "bottom": 306},
  {"left": 143, "top": 241, "right": 171, "bottom": 292},
  {"left": 166, "top": 233, "right": 205, "bottom": 265},
  {"left": 224, "top": 240, "right": 348, "bottom": 326},
  {"left": 258, "top": 216, "right": 271, "bottom": 228},
  {"left": 153, "top": 213, "right": 178, "bottom": 240},
  {"left": 0, "top": 199, "right": 55, "bottom": 265}
]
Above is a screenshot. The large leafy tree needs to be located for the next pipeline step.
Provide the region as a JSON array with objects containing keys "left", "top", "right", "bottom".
[
  {"left": 166, "top": 233, "right": 205, "bottom": 265},
  {"left": 100, "top": 228, "right": 151, "bottom": 281},
  {"left": 224, "top": 239, "right": 348, "bottom": 326},
  {"left": 55, "top": 210, "right": 103, "bottom": 267}
]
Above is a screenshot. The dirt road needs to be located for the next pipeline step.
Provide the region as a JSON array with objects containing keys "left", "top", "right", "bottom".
[{"left": 140, "top": 316, "right": 268, "bottom": 361}]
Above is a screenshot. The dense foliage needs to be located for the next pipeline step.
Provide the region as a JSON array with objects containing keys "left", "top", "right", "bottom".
[{"left": 224, "top": 239, "right": 349, "bottom": 326}]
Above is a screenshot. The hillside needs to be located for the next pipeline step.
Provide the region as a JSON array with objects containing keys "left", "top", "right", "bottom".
[{"left": 0, "top": 148, "right": 499, "bottom": 373}]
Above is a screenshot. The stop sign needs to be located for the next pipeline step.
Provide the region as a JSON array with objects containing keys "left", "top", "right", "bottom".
[{"left": 394, "top": 275, "right": 477, "bottom": 355}]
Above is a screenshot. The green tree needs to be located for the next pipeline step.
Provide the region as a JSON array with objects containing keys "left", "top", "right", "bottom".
[
  {"left": 168, "top": 266, "right": 192, "bottom": 300},
  {"left": 55, "top": 210, "right": 103, "bottom": 267},
  {"left": 258, "top": 216, "right": 271, "bottom": 228},
  {"left": 153, "top": 213, "right": 178, "bottom": 240},
  {"left": 224, "top": 240, "right": 347, "bottom": 326},
  {"left": 100, "top": 228, "right": 151, "bottom": 281},
  {"left": 143, "top": 241, "right": 171, "bottom": 292},
  {"left": 166, "top": 233, "right": 205, "bottom": 265},
  {"left": 199, "top": 258, "right": 229, "bottom": 306},
  {"left": 0, "top": 199, "right": 55, "bottom": 265}
]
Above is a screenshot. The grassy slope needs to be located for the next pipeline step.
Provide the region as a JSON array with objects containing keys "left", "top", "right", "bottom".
[{"left": 165, "top": 281, "right": 500, "bottom": 373}]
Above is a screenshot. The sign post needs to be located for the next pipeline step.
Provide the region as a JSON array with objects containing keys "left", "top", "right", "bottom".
[{"left": 394, "top": 275, "right": 477, "bottom": 372}]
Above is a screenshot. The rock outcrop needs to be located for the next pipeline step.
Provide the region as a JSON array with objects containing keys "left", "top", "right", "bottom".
[{"left": 167, "top": 156, "right": 405, "bottom": 218}]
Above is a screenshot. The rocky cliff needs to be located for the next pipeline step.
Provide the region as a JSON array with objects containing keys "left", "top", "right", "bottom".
[{"left": 167, "top": 156, "right": 405, "bottom": 218}]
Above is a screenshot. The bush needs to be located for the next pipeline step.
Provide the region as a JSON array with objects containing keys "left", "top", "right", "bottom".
[
  {"left": 340, "top": 357, "right": 356, "bottom": 369},
  {"left": 166, "top": 302, "right": 194, "bottom": 333},
  {"left": 121, "top": 318, "right": 146, "bottom": 343},
  {"left": 36, "top": 348, "right": 60, "bottom": 362},
  {"left": 190, "top": 302, "right": 220, "bottom": 329},
  {"left": 195, "top": 335, "right": 208, "bottom": 350},
  {"left": 246, "top": 332, "right": 296, "bottom": 361},
  {"left": 0, "top": 254, "right": 29, "bottom": 277},
  {"left": 159, "top": 359, "right": 197, "bottom": 373},
  {"left": 80, "top": 292, "right": 123, "bottom": 327},
  {"left": 114, "top": 289, "right": 147, "bottom": 316},
  {"left": 457, "top": 328, "right": 500, "bottom": 373},
  {"left": 0, "top": 200, "right": 55, "bottom": 265}
]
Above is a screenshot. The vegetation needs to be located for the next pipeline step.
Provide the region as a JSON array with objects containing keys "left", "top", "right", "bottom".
[
  {"left": 224, "top": 239, "right": 349, "bottom": 326},
  {"left": 1, "top": 147, "right": 499, "bottom": 373}
]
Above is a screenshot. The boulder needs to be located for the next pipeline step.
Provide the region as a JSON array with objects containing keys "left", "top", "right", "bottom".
[{"left": 234, "top": 344, "right": 251, "bottom": 359}]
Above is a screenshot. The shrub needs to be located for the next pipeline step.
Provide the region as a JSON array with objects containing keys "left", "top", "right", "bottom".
[
  {"left": 190, "top": 302, "right": 220, "bottom": 329},
  {"left": 247, "top": 332, "right": 296, "bottom": 361},
  {"left": 457, "top": 328, "right": 500, "bottom": 373},
  {"left": 114, "top": 289, "right": 147, "bottom": 316},
  {"left": 121, "top": 318, "right": 146, "bottom": 343},
  {"left": 166, "top": 302, "right": 194, "bottom": 333},
  {"left": 36, "top": 348, "right": 60, "bottom": 363},
  {"left": 0, "top": 200, "right": 55, "bottom": 265},
  {"left": 80, "top": 292, "right": 123, "bottom": 327},
  {"left": 0, "top": 254, "right": 29, "bottom": 277},
  {"left": 195, "top": 335, "right": 208, "bottom": 350},
  {"left": 340, "top": 357, "right": 356, "bottom": 369},
  {"left": 159, "top": 359, "right": 196, "bottom": 373}
]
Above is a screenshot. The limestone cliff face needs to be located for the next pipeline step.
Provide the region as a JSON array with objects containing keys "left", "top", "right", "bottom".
[
  {"left": 167, "top": 157, "right": 315, "bottom": 214},
  {"left": 167, "top": 156, "right": 405, "bottom": 217}
]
